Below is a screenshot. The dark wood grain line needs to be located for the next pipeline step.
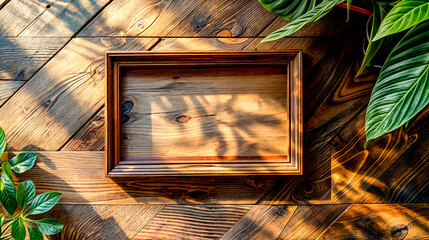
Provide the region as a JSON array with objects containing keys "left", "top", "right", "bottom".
[{"left": 277, "top": 204, "right": 350, "bottom": 239}]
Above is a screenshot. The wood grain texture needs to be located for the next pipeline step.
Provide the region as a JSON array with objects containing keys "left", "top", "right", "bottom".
[
  {"left": 320, "top": 204, "right": 429, "bottom": 239},
  {"left": 40, "top": 204, "right": 164, "bottom": 240},
  {"left": 221, "top": 205, "right": 297, "bottom": 240},
  {"left": 0, "top": 0, "right": 110, "bottom": 37},
  {"left": 0, "top": 37, "right": 158, "bottom": 151},
  {"left": 135, "top": 205, "right": 251, "bottom": 239},
  {"left": 78, "top": 0, "right": 205, "bottom": 37},
  {"left": 61, "top": 108, "right": 105, "bottom": 151},
  {"left": 120, "top": 66, "right": 290, "bottom": 158},
  {"left": 278, "top": 204, "right": 350, "bottom": 239},
  {"left": 0, "top": 80, "right": 23, "bottom": 105},
  {"left": 331, "top": 107, "right": 429, "bottom": 204},
  {"left": 0, "top": 37, "right": 67, "bottom": 80},
  {"left": 10, "top": 151, "right": 280, "bottom": 204}
]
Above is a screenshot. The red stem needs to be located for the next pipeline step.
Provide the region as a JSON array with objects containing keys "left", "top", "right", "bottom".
[{"left": 336, "top": 3, "right": 373, "bottom": 16}]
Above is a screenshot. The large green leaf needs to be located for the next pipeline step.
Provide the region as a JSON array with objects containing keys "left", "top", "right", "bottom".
[
  {"left": 11, "top": 218, "right": 26, "bottom": 240},
  {"left": 373, "top": 0, "right": 429, "bottom": 41},
  {"left": 259, "top": 0, "right": 318, "bottom": 21},
  {"left": 0, "top": 127, "right": 5, "bottom": 158},
  {"left": 31, "top": 219, "right": 63, "bottom": 235},
  {"left": 28, "top": 226, "right": 44, "bottom": 240},
  {"left": 365, "top": 20, "right": 429, "bottom": 147},
  {"left": 16, "top": 180, "right": 35, "bottom": 209},
  {"left": 0, "top": 163, "right": 17, "bottom": 216},
  {"left": 9, "top": 152, "right": 37, "bottom": 173},
  {"left": 259, "top": 0, "right": 345, "bottom": 44},
  {"left": 28, "top": 192, "right": 61, "bottom": 215},
  {"left": 357, "top": 1, "right": 392, "bottom": 76}
]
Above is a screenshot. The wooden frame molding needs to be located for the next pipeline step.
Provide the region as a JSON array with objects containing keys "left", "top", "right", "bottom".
[{"left": 105, "top": 51, "right": 303, "bottom": 177}]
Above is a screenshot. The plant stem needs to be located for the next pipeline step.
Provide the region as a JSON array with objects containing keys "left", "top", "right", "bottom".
[{"left": 336, "top": 3, "right": 373, "bottom": 15}]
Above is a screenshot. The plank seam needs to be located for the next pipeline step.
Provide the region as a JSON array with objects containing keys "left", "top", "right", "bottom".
[
  {"left": 58, "top": 104, "right": 105, "bottom": 151},
  {"left": 130, "top": 205, "right": 166, "bottom": 240},
  {"left": 16, "top": 0, "right": 61, "bottom": 37},
  {"left": 313, "top": 204, "right": 351, "bottom": 240}
]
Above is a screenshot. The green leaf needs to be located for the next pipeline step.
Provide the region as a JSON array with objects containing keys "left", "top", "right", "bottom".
[
  {"left": 365, "top": 20, "right": 429, "bottom": 147},
  {"left": 0, "top": 214, "right": 4, "bottom": 229},
  {"left": 0, "top": 163, "right": 17, "bottom": 217},
  {"left": 259, "top": 0, "right": 318, "bottom": 21},
  {"left": 259, "top": 0, "right": 345, "bottom": 44},
  {"left": 9, "top": 152, "right": 37, "bottom": 174},
  {"left": 28, "top": 226, "right": 44, "bottom": 240},
  {"left": 11, "top": 218, "right": 26, "bottom": 240},
  {"left": 0, "top": 127, "right": 5, "bottom": 158},
  {"left": 357, "top": 1, "right": 392, "bottom": 76},
  {"left": 373, "top": 0, "right": 429, "bottom": 41},
  {"left": 16, "top": 180, "right": 35, "bottom": 209},
  {"left": 28, "top": 192, "right": 61, "bottom": 215},
  {"left": 32, "top": 219, "right": 63, "bottom": 235}
]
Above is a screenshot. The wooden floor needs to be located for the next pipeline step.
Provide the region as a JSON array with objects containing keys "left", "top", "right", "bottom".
[{"left": 0, "top": 0, "right": 428, "bottom": 239}]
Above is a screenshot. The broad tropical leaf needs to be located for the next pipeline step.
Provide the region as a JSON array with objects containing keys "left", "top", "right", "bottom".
[
  {"left": 31, "top": 219, "right": 63, "bottom": 235},
  {"left": 28, "top": 226, "right": 44, "bottom": 240},
  {"left": 28, "top": 192, "right": 62, "bottom": 215},
  {"left": 373, "top": 0, "right": 429, "bottom": 41},
  {"left": 9, "top": 152, "right": 37, "bottom": 173},
  {"left": 259, "top": 0, "right": 317, "bottom": 21},
  {"left": 357, "top": 1, "right": 392, "bottom": 75},
  {"left": 0, "top": 162, "right": 17, "bottom": 216},
  {"left": 11, "top": 218, "right": 26, "bottom": 240},
  {"left": 259, "top": 0, "right": 345, "bottom": 44},
  {"left": 0, "top": 127, "right": 5, "bottom": 158},
  {"left": 16, "top": 180, "right": 36, "bottom": 209},
  {"left": 365, "top": 20, "right": 429, "bottom": 147}
]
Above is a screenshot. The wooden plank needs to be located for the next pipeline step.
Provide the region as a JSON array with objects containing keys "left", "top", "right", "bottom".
[
  {"left": 78, "top": 0, "right": 205, "bottom": 37},
  {"left": 0, "top": 37, "right": 158, "bottom": 151},
  {"left": 331, "top": 107, "right": 429, "bottom": 204},
  {"left": 0, "top": 80, "right": 23, "bottom": 105},
  {"left": 39, "top": 204, "right": 164, "bottom": 240},
  {"left": 221, "top": 205, "right": 297, "bottom": 240},
  {"left": 19, "top": 0, "right": 111, "bottom": 37},
  {"left": 0, "top": 0, "right": 110, "bottom": 37},
  {"left": 11, "top": 151, "right": 279, "bottom": 204},
  {"left": 135, "top": 205, "right": 251, "bottom": 239},
  {"left": 320, "top": 204, "right": 429, "bottom": 239},
  {"left": 165, "top": 0, "right": 276, "bottom": 37},
  {"left": 61, "top": 108, "right": 105, "bottom": 151},
  {"left": 0, "top": 37, "right": 67, "bottom": 80},
  {"left": 278, "top": 204, "right": 350, "bottom": 239}
]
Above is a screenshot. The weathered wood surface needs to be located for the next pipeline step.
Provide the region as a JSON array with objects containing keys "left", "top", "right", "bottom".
[
  {"left": 320, "top": 204, "right": 429, "bottom": 239},
  {"left": 0, "top": 0, "right": 111, "bottom": 37},
  {"left": 0, "top": 0, "right": 427, "bottom": 239},
  {"left": 121, "top": 66, "right": 290, "bottom": 158},
  {"left": 134, "top": 205, "right": 251, "bottom": 239}
]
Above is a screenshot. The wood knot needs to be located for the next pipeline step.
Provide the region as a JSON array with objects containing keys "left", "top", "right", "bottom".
[
  {"left": 391, "top": 224, "right": 408, "bottom": 240},
  {"left": 407, "top": 134, "right": 418, "bottom": 144},
  {"left": 121, "top": 101, "right": 134, "bottom": 114},
  {"left": 216, "top": 24, "right": 243, "bottom": 37},
  {"left": 176, "top": 115, "right": 191, "bottom": 123},
  {"left": 43, "top": 100, "right": 52, "bottom": 108},
  {"left": 172, "top": 76, "right": 180, "bottom": 79}
]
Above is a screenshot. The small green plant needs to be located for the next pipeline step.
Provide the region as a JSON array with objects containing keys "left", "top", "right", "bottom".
[
  {"left": 257, "top": 0, "right": 429, "bottom": 147},
  {"left": 0, "top": 127, "right": 63, "bottom": 240}
]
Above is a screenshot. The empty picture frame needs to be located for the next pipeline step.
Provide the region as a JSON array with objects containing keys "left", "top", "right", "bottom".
[{"left": 105, "top": 51, "right": 302, "bottom": 177}]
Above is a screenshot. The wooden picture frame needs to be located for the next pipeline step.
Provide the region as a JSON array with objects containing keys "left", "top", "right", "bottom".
[{"left": 105, "top": 51, "right": 302, "bottom": 177}]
